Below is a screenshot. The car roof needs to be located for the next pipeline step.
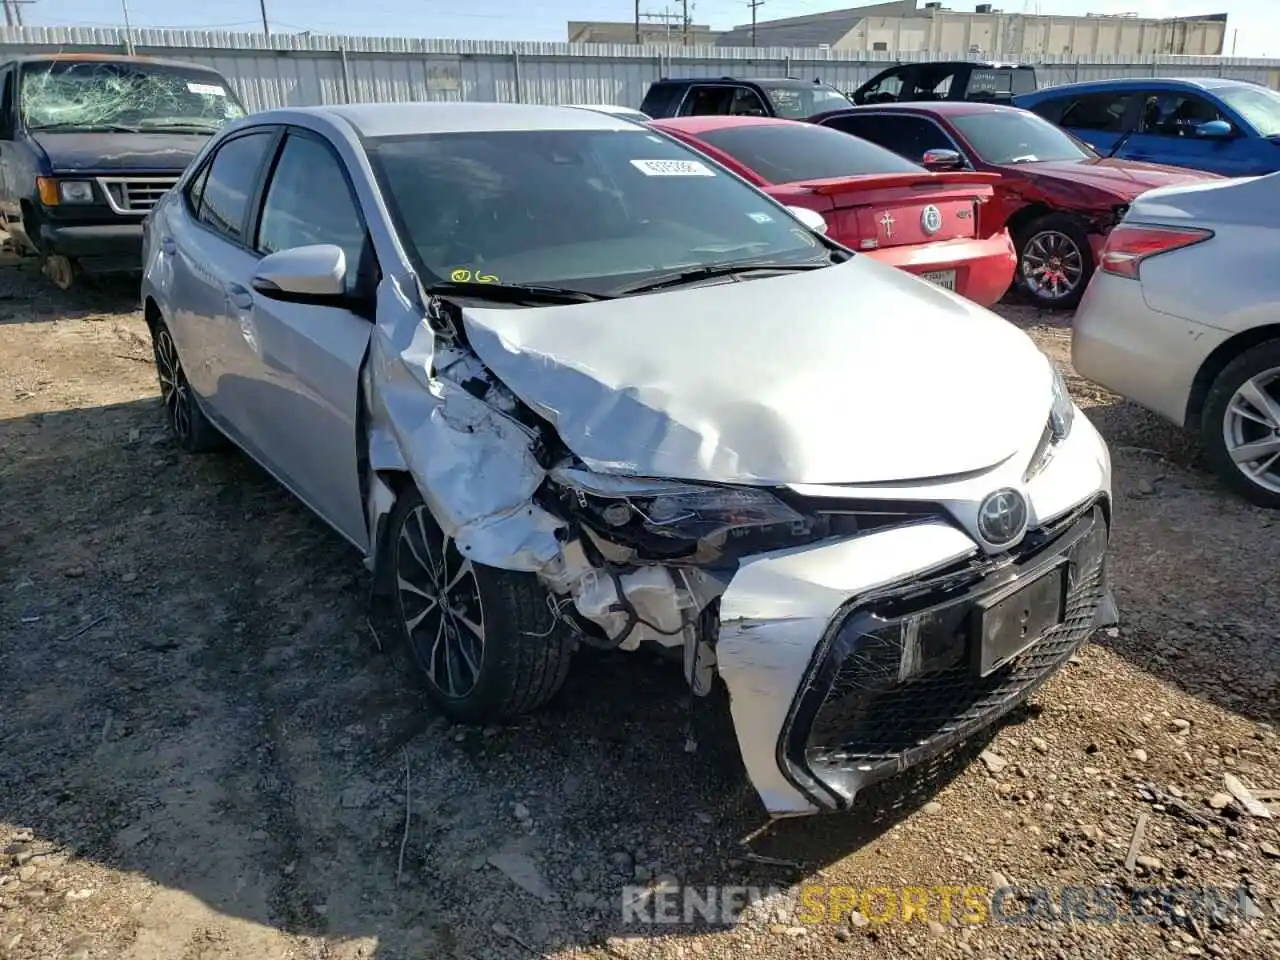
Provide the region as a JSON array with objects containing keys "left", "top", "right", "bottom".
[
  {"left": 656, "top": 76, "right": 837, "bottom": 88},
  {"left": 1018, "top": 76, "right": 1254, "bottom": 99},
  {"left": 831, "top": 101, "right": 1024, "bottom": 119},
  {"left": 902, "top": 60, "right": 1031, "bottom": 69},
  {"left": 4, "top": 52, "right": 228, "bottom": 73},
  {"left": 650, "top": 115, "right": 796, "bottom": 134},
  {"left": 269, "top": 102, "right": 640, "bottom": 138}
]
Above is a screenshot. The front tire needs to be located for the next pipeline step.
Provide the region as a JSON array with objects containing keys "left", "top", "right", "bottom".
[
  {"left": 1201, "top": 340, "right": 1280, "bottom": 508},
  {"left": 388, "top": 488, "right": 575, "bottom": 723},
  {"left": 1014, "top": 214, "right": 1094, "bottom": 310},
  {"left": 151, "top": 317, "right": 224, "bottom": 453}
]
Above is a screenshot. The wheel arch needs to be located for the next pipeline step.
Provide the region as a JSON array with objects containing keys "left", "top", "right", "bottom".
[
  {"left": 1184, "top": 324, "right": 1280, "bottom": 430},
  {"left": 1005, "top": 202, "right": 1060, "bottom": 239},
  {"left": 143, "top": 295, "right": 163, "bottom": 335}
]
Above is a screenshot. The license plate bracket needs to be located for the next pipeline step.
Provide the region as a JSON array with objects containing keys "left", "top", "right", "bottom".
[
  {"left": 971, "top": 561, "right": 1068, "bottom": 677},
  {"left": 920, "top": 269, "right": 957, "bottom": 291}
]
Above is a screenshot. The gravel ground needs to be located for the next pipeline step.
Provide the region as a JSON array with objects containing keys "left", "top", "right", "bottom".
[{"left": 1, "top": 267, "right": 1277, "bottom": 960}]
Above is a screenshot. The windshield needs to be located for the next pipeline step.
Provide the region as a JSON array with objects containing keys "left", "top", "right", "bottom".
[
  {"left": 1216, "top": 83, "right": 1280, "bottom": 137},
  {"left": 368, "top": 128, "right": 830, "bottom": 294},
  {"left": 762, "top": 84, "right": 851, "bottom": 119},
  {"left": 19, "top": 60, "right": 247, "bottom": 132},
  {"left": 951, "top": 109, "right": 1094, "bottom": 164},
  {"left": 694, "top": 122, "right": 923, "bottom": 183}
]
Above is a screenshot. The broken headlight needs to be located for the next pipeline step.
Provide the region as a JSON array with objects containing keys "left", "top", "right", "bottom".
[{"left": 553, "top": 467, "right": 820, "bottom": 557}]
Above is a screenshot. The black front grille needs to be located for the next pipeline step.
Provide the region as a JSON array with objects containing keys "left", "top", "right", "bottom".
[{"left": 781, "top": 503, "right": 1109, "bottom": 810}]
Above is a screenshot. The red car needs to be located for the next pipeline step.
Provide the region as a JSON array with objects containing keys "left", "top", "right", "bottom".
[
  {"left": 807, "top": 102, "right": 1221, "bottom": 308},
  {"left": 649, "top": 115, "right": 1017, "bottom": 307}
]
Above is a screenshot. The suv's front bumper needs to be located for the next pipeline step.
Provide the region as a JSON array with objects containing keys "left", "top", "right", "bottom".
[
  {"left": 717, "top": 495, "right": 1113, "bottom": 817},
  {"left": 38, "top": 222, "right": 144, "bottom": 274}
]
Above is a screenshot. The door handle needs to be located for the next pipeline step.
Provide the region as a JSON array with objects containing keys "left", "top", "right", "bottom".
[
  {"left": 160, "top": 236, "right": 176, "bottom": 255},
  {"left": 226, "top": 283, "right": 254, "bottom": 310}
]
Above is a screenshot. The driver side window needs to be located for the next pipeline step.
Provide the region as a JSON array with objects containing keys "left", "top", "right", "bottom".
[
  {"left": 254, "top": 131, "right": 368, "bottom": 291},
  {"left": 728, "top": 87, "right": 768, "bottom": 116},
  {"left": 860, "top": 69, "right": 906, "bottom": 104}
]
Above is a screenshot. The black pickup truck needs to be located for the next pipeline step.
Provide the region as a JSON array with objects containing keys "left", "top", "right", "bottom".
[
  {"left": 849, "top": 61, "right": 1037, "bottom": 106},
  {"left": 641, "top": 76, "right": 853, "bottom": 121},
  {"left": 0, "top": 53, "right": 247, "bottom": 288}
]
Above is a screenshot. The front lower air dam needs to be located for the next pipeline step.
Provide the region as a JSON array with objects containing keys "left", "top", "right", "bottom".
[{"left": 716, "top": 501, "right": 1111, "bottom": 817}]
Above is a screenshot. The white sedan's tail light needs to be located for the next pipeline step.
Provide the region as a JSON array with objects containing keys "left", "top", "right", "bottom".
[{"left": 1099, "top": 223, "right": 1214, "bottom": 280}]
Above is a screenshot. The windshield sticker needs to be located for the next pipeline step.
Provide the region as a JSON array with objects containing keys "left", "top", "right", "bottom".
[
  {"left": 629, "top": 158, "right": 715, "bottom": 177},
  {"left": 449, "top": 269, "right": 498, "bottom": 283},
  {"left": 748, "top": 212, "right": 775, "bottom": 224},
  {"left": 187, "top": 82, "right": 227, "bottom": 96}
]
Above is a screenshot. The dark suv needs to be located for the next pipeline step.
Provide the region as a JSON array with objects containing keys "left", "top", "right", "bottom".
[
  {"left": 641, "top": 77, "right": 852, "bottom": 121},
  {"left": 850, "top": 61, "right": 1037, "bottom": 106},
  {"left": 0, "top": 54, "right": 247, "bottom": 288}
]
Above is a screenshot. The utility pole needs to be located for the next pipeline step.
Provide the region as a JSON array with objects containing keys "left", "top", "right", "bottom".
[
  {"left": 638, "top": 8, "right": 682, "bottom": 46},
  {"left": 681, "top": 0, "right": 689, "bottom": 45},
  {"left": 635, "top": 0, "right": 641, "bottom": 43},
  {"left": 3, "top": 0, "right": 36, "bottom": 27},
  {"left": 747, "top": 0, "right": 764, "bottom": 46},
  {"left": 120, "top": 0, "right": 135, "bottom": 54},
  {"left": 258, "top": 0, "right": 270, "bottom": 37}
]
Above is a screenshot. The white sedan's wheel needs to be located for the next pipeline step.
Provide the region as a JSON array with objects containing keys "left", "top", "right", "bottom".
[
  {"left": 1202, "top": 341, "right": 1280, "bottom": 507},
  {"left": 386, "top": 488, "right": 575, "bottom": 722},
  {"left": 396, "top": 504, "right": 486, "bottom": 700}
]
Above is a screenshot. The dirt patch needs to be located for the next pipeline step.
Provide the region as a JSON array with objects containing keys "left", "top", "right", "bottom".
[{"left": 1, "top": 272, "right": 1277, "bottom": 960}]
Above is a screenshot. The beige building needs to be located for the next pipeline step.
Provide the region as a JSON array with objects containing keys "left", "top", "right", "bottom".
[{"left": 713, "top": 2, "right": 1227, "bottom": 56}]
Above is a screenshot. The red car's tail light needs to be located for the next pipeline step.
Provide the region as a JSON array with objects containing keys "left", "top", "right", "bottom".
[{"left": 1099, "top": 223, "right": 1214, "bottom": 280}]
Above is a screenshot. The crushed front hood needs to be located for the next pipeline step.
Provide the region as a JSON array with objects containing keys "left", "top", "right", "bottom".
[
  {"left": 1005, "top": 158, "right": 1218, "bottom": 199},
  {"left": 460, "top": 257, "right": 1052, "bottom": 486}
]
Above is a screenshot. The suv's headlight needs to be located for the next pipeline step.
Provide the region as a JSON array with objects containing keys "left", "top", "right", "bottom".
[{"left": 58, "top": 180, "right": 94, "bottom": 203}]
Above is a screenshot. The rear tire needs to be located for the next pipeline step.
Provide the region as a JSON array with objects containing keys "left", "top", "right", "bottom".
[
  {"left": 1201, "top": 340, "right": 1280, "bottom": 508},
  {"left": 386, "top": 487, "right": 575, "bottom": 723},
  {"left": 1014, "top": 213, "right": 1093, "bottom": 310}
]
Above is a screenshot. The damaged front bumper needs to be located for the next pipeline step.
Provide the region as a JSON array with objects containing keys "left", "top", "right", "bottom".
[{"left": 718, "top": 499, "right": 1113, "bottom": 817}]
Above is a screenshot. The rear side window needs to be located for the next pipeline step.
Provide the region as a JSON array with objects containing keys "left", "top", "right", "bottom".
[
  {"left": 1010, "top": 70, "right": 1037, "bottom": 96},
  {"left": 679, "top": 86, "right": 739, "bottom": 116},
  {"left": 696, "top": 122, "right": 922, "bottom": 184},
  {"left": 640, "top": 83, "right": 682, "bottom": 118},
  {"left": 1057, "top": 92, "right": 1134, "bottom": 132},
  {"left": 195, "top": 131, "right": 275, "bottom": 243},
  {"left": 819, "top": 114, "right": 955, "bottom": 164}
]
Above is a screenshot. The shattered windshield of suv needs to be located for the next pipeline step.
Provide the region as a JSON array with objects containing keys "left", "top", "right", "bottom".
[{"left": 20, "top": 60, "right": 247, "bottom": 133}]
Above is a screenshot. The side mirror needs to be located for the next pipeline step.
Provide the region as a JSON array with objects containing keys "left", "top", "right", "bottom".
[
  {"left": 786, "top": 205, "right": 828, "bottom": 234},
  {"left": 921, "top": 148, "right": 964, "bottom": 170},
  {"left": 251, "top": 244, "right": 347, "bottom": 301},
  {"left": 1195, "top": 119, "right": 1233, "bottom": 139}
]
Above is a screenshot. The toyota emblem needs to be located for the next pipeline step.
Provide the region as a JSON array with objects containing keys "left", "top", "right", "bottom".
[
  {"left": 977, "top": 488, "right": 1028, "bottom": 546},
  {"left": 921, "top": 205, "right": 943, "bottom": 235}
]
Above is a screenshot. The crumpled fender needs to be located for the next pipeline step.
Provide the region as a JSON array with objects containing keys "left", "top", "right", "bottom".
[{"left": 361, "top": 275, "right": 567, "bottom": 575}]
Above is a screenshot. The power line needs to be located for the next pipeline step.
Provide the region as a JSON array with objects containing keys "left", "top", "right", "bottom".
[{"left": 747, "top": 0, "right": 763, "bottom": 46}]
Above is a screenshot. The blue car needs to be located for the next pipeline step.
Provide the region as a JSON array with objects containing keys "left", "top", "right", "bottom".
[{"left": 1013, "top": 78, "right": 1280, "bottom": 177}]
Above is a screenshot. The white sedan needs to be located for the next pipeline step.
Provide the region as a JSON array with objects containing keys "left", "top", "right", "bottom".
[
  {"left": 140, "top": 101, "right": 1114, "bottom": 817},
  {"left": 1073, "top": 172, "right": 1280, "bottom": 506}
]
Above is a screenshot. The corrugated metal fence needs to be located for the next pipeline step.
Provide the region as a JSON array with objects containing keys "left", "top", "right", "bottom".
[{"left": 3, "top": 26, "right": 1279, "bottom": 112}]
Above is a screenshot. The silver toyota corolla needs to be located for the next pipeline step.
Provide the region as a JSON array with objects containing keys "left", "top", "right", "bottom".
[{"left": 142, "top": 102, "right": 1115, "bottom": 817}]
